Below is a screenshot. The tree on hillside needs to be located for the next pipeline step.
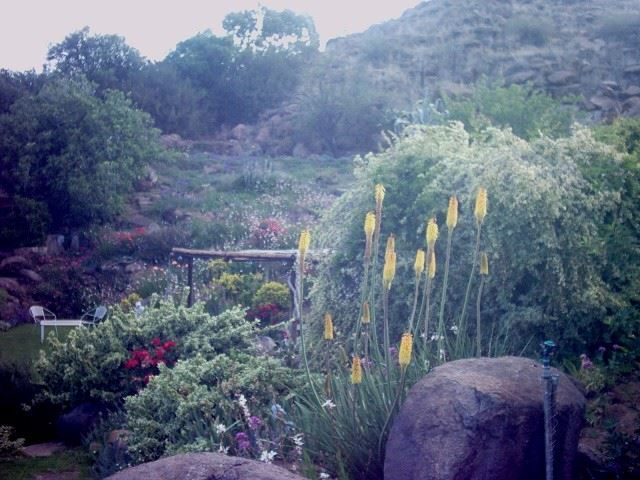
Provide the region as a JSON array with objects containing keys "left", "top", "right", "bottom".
[
  {"left": 0, "top": 76, "right": 162, "bottom": 238},
  {"left": 47, "top": 27, "right": 146, "bottom": 94},
  {"left": 0, "top": 69, "right": 44, "bottom": 114},
  {"left": 223, "top": 7, "right": 319, "bottom": 54}
]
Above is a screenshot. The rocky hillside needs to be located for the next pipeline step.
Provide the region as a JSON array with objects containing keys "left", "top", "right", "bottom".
[{"left": 323, "top": 0, "right": 640, "bottom": 119}]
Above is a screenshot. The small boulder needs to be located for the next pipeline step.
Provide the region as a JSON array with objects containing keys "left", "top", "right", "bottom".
[
  {"left": 0, "top": 255, "right": 29, "bottom": 272},
  {"left": 106, "top": 452, "right": 307, "bottom": 480},
  {"left": 385, "top": 356, "right": 585, "bottom": 480},
  {"left": 56, "top": 403, "right": 104, "bottom": 445},
  {"left": 19, "top": 269, "right": 43, "bottom": 283},
  {"left": 548, "top": 70, "right": 577, "bottom": 86}
]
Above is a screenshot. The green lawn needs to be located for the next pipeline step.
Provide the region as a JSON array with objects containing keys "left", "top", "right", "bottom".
[
  {"left": 0, "top": 447, "right": 94, "bottom": 480},
  {"left": 0, "top": 324, "right": 76, "bottom": 367}
]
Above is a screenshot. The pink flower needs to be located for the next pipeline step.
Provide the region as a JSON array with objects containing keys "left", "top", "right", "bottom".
[{"left": 150, "top": 338, "right": 162, "bottom": 347}]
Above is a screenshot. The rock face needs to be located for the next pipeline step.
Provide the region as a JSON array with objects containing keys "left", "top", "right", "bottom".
[
  {"left": 106, "top": 452, "right": 306, "bottom": 480},
  {"left": 385, "top": 356, "right": 586, "bottom": 480}
]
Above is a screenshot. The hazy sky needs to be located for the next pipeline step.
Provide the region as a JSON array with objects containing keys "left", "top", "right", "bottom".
[{"left": 1, "top": 0, "right": 423, "bottom": 72}]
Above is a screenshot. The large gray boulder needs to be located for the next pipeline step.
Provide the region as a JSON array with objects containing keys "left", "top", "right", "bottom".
[
  {"left": 106, "top": 452, "right": 306, "bottom": 480},
  {"left": 385, "top": 356, "right": 585, "bottom": 480}
]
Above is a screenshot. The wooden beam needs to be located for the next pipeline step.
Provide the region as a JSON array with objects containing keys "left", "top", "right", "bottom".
[{"left": 171, "top": 248, "right": 325, "bottom": 263}]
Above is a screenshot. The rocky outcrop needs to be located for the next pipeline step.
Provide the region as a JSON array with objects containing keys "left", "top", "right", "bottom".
[
  {"left": 106, "top": 452, "right": 306, "bottom": 480},
  {"left": 385, "top": 356, "right": 586, "bottom": 480},
  {"left": 322, "top": 0, "right": 640, "bottom": 120}
]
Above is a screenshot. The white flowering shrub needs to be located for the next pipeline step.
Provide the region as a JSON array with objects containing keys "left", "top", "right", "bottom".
[{"left": 311, "top": 122, "right": 630, "bottom": 357}]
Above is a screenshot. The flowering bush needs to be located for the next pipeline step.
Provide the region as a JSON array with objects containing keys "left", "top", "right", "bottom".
[
  {"left": 124, "top": 354, "right": 302, "bottom": 464},
  {"left": 245, "top": 303, "right": 286, "bottom": 325},
  {"left": 123, "top": 338, "right": 178, "bottom": 388},
  {"left": 36, "top": 300, "right": 255, "bottom": 407},
  {"left": 249, "top": 217, "right": 288, "bottom": 248}
]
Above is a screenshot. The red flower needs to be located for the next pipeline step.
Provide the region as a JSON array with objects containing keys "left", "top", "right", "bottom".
[
  {"left": 163, "top": 340, "right": 176, "bottom": 349},
  {"left": 150, "top": 338, "right": 162, "bottom": 347},
  {"left": 124, "top": 358, "right": 139, "bottom": 369},
  {"left": 155, "top": 347, "right": 165, "bottom": 358}
]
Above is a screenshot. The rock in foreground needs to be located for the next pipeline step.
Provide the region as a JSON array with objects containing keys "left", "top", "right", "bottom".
[
  {"left": 106, "top": 452, "right": 306, "bottom": 480},
  {"left": 385, "top": 356, "right": 585, "bottom": 480}
]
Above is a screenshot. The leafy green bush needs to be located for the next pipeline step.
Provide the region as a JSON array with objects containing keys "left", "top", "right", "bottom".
[
  {"left": 36, "top": 300, "right": 255, "bottom": 407},
  {"left": 0, "top": 425, "right": 24, "bottom": 458},
  {"left": 252, "top": 282, "right": 291, "bottom": 309},
  {"left": 0, "top": 196, "right": 51, "bottom": 248},
  {"left": 124, "top": 353, "right": 300, "bottom": 463},
  {"left": 443, "top": 79, "right": 578, "bottom": 140},
  {"left": 310, "top": 122, "right": 631, "bottom": 359}
]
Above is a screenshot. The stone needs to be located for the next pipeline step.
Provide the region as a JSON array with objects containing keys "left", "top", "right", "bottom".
[
  {"left": 0, "top": 277, "right": 24, "bottom": 296},
  {"left": 292, "top": 142, "right": 310, "bottom": 158},
  {"left": 0, "top": 255, "right": 29, "bottom": 272},
  {"left": 623, "top": 85, "right": 640, "bottom": 97},
  {"left": 622, "top": 96, "right": 640, "bottom": 116},
  {"left": 106, "top": 452, "right": 307, "bottom": 480},
  {"left": 19, "top": 268, "right": 43, "bottom": 283},
  {"left": 230, "top": 123, "right": 250, "bottom": 141},
  {"left": 589, "top": 95, "right": 618, "bottom": 112},
  {"left": 385, "top": 356, "right": 586, "bottom": 480},
  {"left": 548, "top": 70, "right": 577, "bottom": 86},
  {"left": 56, "top": 403, "right": 104, "bottom": 445},
  {"left": 45, "top": 235, "right": 65, "bottom": 256},
  {"left": 20, "top": 442, "right": 66, "bottom": 457}
]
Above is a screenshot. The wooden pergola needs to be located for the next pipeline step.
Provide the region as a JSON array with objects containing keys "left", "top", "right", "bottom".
[{"left": 170, "top": 247, "right": 323, "bottom": 307}]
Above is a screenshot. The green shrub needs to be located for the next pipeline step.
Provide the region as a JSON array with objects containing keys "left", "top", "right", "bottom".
[
  {"left": 0, "top": 196, "right": 51, "bottom": 248},
  {"left": 252, "top": 282, "right": 291, "bottom": 309},
  {"left": 36, "top": 300, "right": 255, "bottom": 407},
  {"left": 310, "top": 122, "right": 630, "bottom": 359},
  {"left": 443, "top": 79, "right": 578, "bottom": 140},
  {"left": 0, "top": 425, "right": 24, "bottom": 458},
  {"left": 124, "top": 353, "right": 301, "bottom": 463}
]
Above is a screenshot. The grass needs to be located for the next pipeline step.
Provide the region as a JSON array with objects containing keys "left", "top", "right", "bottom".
[
  {"left": 0, "top": 324, "right": 76, "bottom": 368},
  {"left": 0, "top": 447, "right": 94, "bottom": 480}
]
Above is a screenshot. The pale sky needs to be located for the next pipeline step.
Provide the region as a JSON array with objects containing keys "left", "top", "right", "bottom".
[{"left": 1, "top": 0, "right": 423, "bottom": 72}]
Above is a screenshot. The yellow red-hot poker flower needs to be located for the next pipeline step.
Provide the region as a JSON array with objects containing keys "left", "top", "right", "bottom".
[
  {"left": 428, "top": 250, "right": 436, "bottom": 279},
  {"left": 364, "top": 212, "right": 376, "bottom": 258},
  {"left": 298, "top": 229, "right": 311, "bottom": 256},
  {"left": 384, "top": 234, "right": 395, "bottom": 261},
  {"left": 447, "top": 195, "right": 458, "bottom": 230},
  {"left": 426, "top": 218, "right": 438, "bottom": 250},
  {"left": 414, "top": 249, "right": 425, "bottom": 278},
  {"left": 383, "top": 251, "right": 396, "bottom": 290},
  {"left": 480, "top": 252, "right": 489, "bottom": 276},
  {"left": 362, "top": 302, "right": 370, "bottom": 324},
  {"left": 399, "top": 333, "right": 413, "bottom": 368},
  {"left": 375, "top": 184, "right": 385, "bottom": 210},
  {"left": 475, "top": 187, "right": 487, "bottom": 225},
  {"left": 351, "top": 356, "right": 362, "bottom": 384},
  {"left": 323, "top": 313, "right": 334, "bottom": 340}
]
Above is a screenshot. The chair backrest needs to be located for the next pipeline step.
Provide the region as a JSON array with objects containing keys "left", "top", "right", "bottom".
[
  {"left": 94, "top": 306, "right": 107, "bottom": 321},
  {"left": 29, "top": 306, "right": 44, "bottom": 322}
]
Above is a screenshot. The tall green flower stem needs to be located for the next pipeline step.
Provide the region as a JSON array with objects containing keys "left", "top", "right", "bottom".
[
  {"left": 476, "top": 274, "right": 486, "bottom": 357},
  {"left": 377, "top": 367, "right": 407, "bottom": 459},
  {"left": 458, "top": 223, "right": 482, "bottom": 355},
  {"left": 354, "top": 256, "right": 372, "bottom": 356},
  {"left": 422, "top": 276, "right": 433, "bottom": 350},
  {"left": 408, "top": 274, "right": 422, "bottom": 334},
  {"left": 437, "top": 227, "right": 454, "bottom": 352},
  {"left": 297, "top": 238, "right": 323, "bottom": 408}
]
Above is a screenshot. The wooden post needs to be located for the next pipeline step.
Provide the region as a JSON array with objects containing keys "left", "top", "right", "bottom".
[{"left": 187, "top": 257, "right": 194, "bottom": 307}]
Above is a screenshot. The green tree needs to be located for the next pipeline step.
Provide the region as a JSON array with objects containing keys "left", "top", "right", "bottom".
[
  {"left": 47, "top": 27, "right": 146, "bottom": 94},
  {"left": 0, "top": 76, "right": 162, "bottom": 230},
  {"left": 223, "top": 7, "right": 319, "bottom": 54}
]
